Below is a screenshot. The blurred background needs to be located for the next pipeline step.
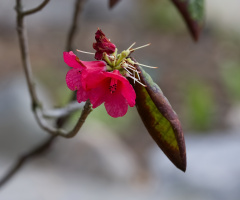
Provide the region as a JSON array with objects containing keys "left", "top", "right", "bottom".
[{"left": 1, "top": 0, "right": 240, "bottom": 199}]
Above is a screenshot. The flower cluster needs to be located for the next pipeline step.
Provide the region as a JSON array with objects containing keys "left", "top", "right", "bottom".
[{"left": 63, "top": 29, "right": 147, "bottom": 118}]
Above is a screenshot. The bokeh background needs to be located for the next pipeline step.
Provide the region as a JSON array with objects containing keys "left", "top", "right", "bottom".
[{"left": 1, "top": 0, "right": 240, "bottom": 199}]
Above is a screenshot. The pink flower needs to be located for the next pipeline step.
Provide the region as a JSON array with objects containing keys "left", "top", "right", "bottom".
[
  {"left": 83, "top": 70, "right": 136, "bottom": 118},
  {"left": 63, "top": 51, "right": 106, "bottom": 103},
  {"left": 93, "top": 29, "right": 116, "bottom": 60}
]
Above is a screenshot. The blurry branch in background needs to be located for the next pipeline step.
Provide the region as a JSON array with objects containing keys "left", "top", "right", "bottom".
[
  {"left": 57, "top": 0, "right": 87, "bottom": 127},
  {"left": 34, "top": 100, "right": 92, "bottom": 138},
  {"left": 0, "top": 0, "right": 87, "bottom": 188},
  {"left": 66, "top": 0, "right": 86, "bottom": 51},
  {"left": 15, "top": 0, "right": 91, "bottom": 137},
  {"left": 21, "top": 0, "right": 50, "bottom": 16},
  {"left": 43, "top": 101, "right": 84, "bottom": 119},
  {"left": 0, "top": 135, "right": 56, "bottom": 188},
  {"left": 109, "top": 0, "right": 120, "bottom": 9}
]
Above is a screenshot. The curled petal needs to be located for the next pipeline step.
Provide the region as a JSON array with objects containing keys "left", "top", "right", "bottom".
[
  {"left": 93, "top": 29, "right": 116, "bottom": 60},
  {"left": 63, "top": 51, "right": 85, "bottom": 69},
  {"left": 118, "top": 78, "right": 136, "bottom": 107},
  {"left": 81, "top": 60, "right": 107, "bottom": 73}
]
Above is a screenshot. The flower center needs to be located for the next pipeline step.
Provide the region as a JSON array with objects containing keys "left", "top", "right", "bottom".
[{"left": 109, "top": 78, "right": 118, "bottom": 94}]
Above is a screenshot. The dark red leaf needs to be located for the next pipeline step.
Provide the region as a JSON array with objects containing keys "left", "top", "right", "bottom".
[
  {"left": 130, "top": 64, "right": 186, "bottom": 171},
  {"left": 171, "top": 0, "right": 204, "bottom": 41}
]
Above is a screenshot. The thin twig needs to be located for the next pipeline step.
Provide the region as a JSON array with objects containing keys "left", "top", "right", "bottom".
[
  {"left": 0, "top": 136, "right": 56, "bottom": 188},
  {"left": 43, "top": 101, "right": 84, "bottom": 119},
  {"left": 16, "top": 0, "right": 90, "bottom": 138},
  {"left": 58, "top": 0, "right": 87, "bottom": 127},
  {"left": 0, "top": 99, "right": 90, "bottom": 188},
  {"left": 22, "top": 0, "right": 50, "bottom": 16},
  {"left": 16, "top": 0, "right": 41, "bottom": 110},
  {"left": 0, "top": 0, "right": 88, "bottom": 188},
  {"left": 35, "top": 100, "right": 92, "bottom": 138},
  {"left": 66, "top": 0, "right": 86, "bottom": 51}
]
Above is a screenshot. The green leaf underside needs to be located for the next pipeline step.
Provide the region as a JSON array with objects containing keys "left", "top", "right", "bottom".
[
  {"left": 188, "top": 0, "right": 204, "bottom": 21},
  {"left": 131, "top": 65, "right": 186, "bottom": 171},
  {"left": 141, "top": 86, "right": 178, "bottom": 148},
  {"left": 171, "top": 0, "right": 204, "bottom": 41}
]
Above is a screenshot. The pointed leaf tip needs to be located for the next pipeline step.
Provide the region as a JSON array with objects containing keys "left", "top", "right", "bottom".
[
  {"left": 171, "top": 0, "right": 204, "bottom": 41},
  {"left": 130, "top": 63, "right": 186, "bottom": 171}
]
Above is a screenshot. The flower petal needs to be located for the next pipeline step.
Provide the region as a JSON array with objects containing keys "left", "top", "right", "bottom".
[
  {"left": 80, "top": 61, "right": 106, "bottom": 90},
  {"left": 90, "top": 78, "right": 129, "bottom": 117},
  {"left": 104, "top": 94, "right": 128, "bottom": 118},
  {"left": 89, "top": 79, "right": 109, "bottom": 108},
  {"left": 99, "top": 70, "right": 136, "bottom": 107},
  {"left": 120, "top": 80, "right": 136, "bottom": 107},
  {"left": 85, "top": 70, "right": 136, "bottom": 117},
  {"left": 81, "top": 60, "right": 106, "bottom": 73},
  {"left": 82, "top": 71, "right": 106, "bottom": 91},
  {"left": 66, "top": 68, "right": 82, "bottom": 91},
  {"left": 76, "top": 88, "right": 89, "bottom": 103},
  {"left": 63, "top": 51, "right": 84, "bottom": 69}
]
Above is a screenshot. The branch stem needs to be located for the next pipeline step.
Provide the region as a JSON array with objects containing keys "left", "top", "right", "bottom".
[
  {"left": 22, "top": 0, "right": 50, "bottom": 16},
  {"left": 16, "top": 0, "right": 40, "bottom": 109},
  {"left": 35, "top": 100, "right": 92, "bottom": 138},
  {"left": 16, "top": 0, "right": 90, "bottom": 138},
  {"left": 66, "top": 0, "right": 86, "bottom": 51},
  {"left": 0, "top": 0, "right": 88, "bottom": 189},
  {"left": 0, "top": 136, "right": 56, "bottom": 188}
]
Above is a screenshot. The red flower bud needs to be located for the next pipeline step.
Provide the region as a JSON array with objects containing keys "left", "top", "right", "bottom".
[{"left": 93, "top": 29, "right": 116, "bottom": 60}]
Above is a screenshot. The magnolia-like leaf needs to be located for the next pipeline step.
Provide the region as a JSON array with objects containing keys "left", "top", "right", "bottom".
[
  {"left": 171, "top": 0, "right": 204, "bottom": 41},
  {"left": 109, "top": 0, "right": 121, "bottom": 9},
  {"left": 130, "top": 65, "right": 186, "bottom": 171}
]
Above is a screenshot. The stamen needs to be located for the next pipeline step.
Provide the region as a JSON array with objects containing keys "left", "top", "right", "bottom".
[
  {"left": 127, "top": 75, "right": 146, "bottom": 87},
  {"left": 135, "top": 62, "right": 158, "bottom": 69},
  {"left": 133, "top": 70, "right": 135, "bottom": 84},
  {"left": 127, "top": 42, "right": 136, "bottom": 50},
  {"left": 124, "top": 63, "right": 141, "bottom": 81},
  {"left": 123, "top": 67, "right": 133, "bottom": 75},
  {"left": 125, "top": 64, "right": 136, "bottom": 70},
  {"left": 136, "top": 71, "right": 141, "bottom": 81},
  {"left": 76, "top": 49, "right": 95, "bottom": 55},
  {"left": 126, "top": 67, "right": 138, "bottom": 74},
  {"left": 130, "top": 43, "right": 151, "bottom": 51}
]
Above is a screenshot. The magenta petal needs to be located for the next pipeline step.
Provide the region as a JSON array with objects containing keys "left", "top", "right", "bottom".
[
  {"left": 63, "top": 51, "right": 84, "bottom": 69},
  {"left": 81, "top": 60, "right": 106, "bottom": 73},
  {"left": 104, "top": 94, "right": 128, "bottom": 118},
  {"left": 76, "top": 88, "right": 89, "bottom": 103},
  {"left": 101, "top": 70, "right": 136, "bottom": 107},
  {"left": 66, "top": 69, "right": 82, "bottom": 91},
  {"left": 84, "top": 70, "right": 136, "bottom": 117},
  {"left": 89, "top": 80, "right": 108, "bottom": 108},
  {"left": 82, "top": 72, "right": 105, "bottom": 91},
  {"left": 120, "top": 82, "right": 136, "bottom": 107}
]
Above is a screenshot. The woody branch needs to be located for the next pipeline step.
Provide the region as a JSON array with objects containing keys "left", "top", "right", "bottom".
[{"left": 15, "top": 0, "right": 91, "bottom": 138}]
